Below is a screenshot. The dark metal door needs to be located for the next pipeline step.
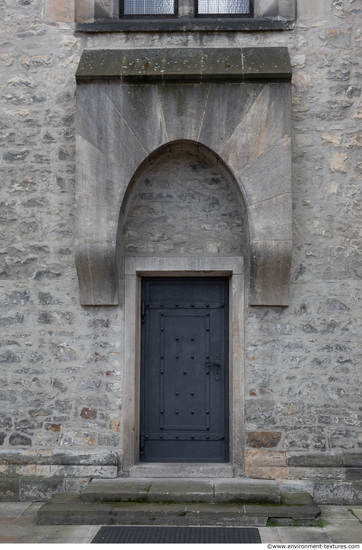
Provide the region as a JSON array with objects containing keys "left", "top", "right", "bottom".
[{"left": 140, "top": 277, "right": 229, "bottom": 462}]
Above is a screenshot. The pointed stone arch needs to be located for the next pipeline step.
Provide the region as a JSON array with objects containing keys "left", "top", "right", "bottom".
[{"left": 75, "top": 47, "right": 292, "bottom": 306}]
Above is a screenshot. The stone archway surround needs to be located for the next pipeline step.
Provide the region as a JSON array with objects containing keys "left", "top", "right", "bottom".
[{"left": 75, "top": 47, "right": 292, "bottom": 307}]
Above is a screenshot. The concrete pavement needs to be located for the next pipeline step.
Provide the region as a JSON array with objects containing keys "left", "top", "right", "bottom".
[{"left": 0, "top": 502, "right": 361, "bottom": 544}]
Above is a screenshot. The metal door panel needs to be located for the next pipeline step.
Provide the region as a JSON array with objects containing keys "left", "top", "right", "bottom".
[{"left": 141, "top": 277, "right": 229, "bottom": 462}]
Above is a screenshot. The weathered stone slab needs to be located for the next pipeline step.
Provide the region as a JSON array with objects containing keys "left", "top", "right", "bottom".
[
  {"left": 287, "top": 453, "right": 345, "bottom": 468},
  {"left": 214, "top": 479, "right": 280, "bottom": 504},
  {"left": 0, "top": 477, "right": 20, "bottom": 501},
  {"left": 248, "top": 194, "right": 292, "bottom": 241},
  {"left": 49, "top": 465, "right": 117, "bottom": 478},
  {"left": 0, "top": 450, "right": 119, "bottom": 466},
  {"left": 346, "top": 468, "right": 362, "bottom": 481},
  {"left": 220, "top": 82, "right": 291, "bottom": 176},
  {"left": 249, "top": 239, "right": 292, "bottom": 306},
  {"left": 20, "top": 477, "right": 65, "bottom": 502},
  {"left": 237, "top": 135, "right": 291, "bottom": 206},
  {"left": 37, "top": 500, "right": 267, "bottom": 526},
  {"left": 76, "top": 48, "right": 292, "bottom": 83},
  {"left": 157, "top": 84, "right": 210, "bottom": 143},
  {"left": 199, "top": 83, "right": 264, "bottom": 152},
  {"left": 105, "top": 84, "right": 168, "bottom": 155},
  {"left": 82, "top": 478, "right": 151, "bottom": 502},
  {"left": 147, "top": 479, "right": 214, "bottom": 503},
  {"left": 313, "top": 481, "right": 362, "bottom": 505},
  {"left": 76, "top": 84, "right": 148, "bottom": 176}
]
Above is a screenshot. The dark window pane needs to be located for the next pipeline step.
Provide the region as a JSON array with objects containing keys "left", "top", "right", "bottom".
[
  {"left": 197, "top": 0, "right": 250, "bottom": 14},
  {"left": 123, "top": 0, "right": 175, "bottom": 14}
]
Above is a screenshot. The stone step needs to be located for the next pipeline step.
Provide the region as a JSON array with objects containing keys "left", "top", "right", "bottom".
[
  {"left": 81, "top": 477, "right": 281, "bottom": 504},
  {"left": 37, "top": 492, "right": 321, "bottom": 527},
  {"left": 37, "top": 480, "right": 321, "bottom": 527}
]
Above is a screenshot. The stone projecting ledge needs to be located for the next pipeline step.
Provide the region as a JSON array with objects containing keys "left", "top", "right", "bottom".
[
  {"left": 76, "top": 47, "right": 292, "bottom": 83},
  {"left": 75, "top": 47, "right": 292, "bottom": 306}
]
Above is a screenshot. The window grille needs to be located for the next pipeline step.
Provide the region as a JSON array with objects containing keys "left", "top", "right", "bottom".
[
  {"left": 120, "top": 0, "right": 252, "bottom": 17},
  {"left": 196, "top": 0, "right": 251, "bottom": 15},
  {"left": 121, "top": 0, "right": 176, "bottom": 14}
]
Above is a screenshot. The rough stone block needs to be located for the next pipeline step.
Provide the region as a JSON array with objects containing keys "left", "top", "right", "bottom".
[
  {"left": 247, "top": 431, "right": 282, "bottom": 449},
  {"left": 0, "top": 477, "right": 20, "bottom": 501},
  {"left": 245, "top": 450, "right": 287, "bottom": 479},
  {"left": 313, "top": 481, "right": 362, "bottom": 505},
  {"left": 345, "top": 468, "right": 362, "bottom": 481},
  {"left": 296, "top": 0, "right": 325, "bottom": 20},
  {"left": 44, "top": 0, "right": 75, "bottom": 22},
  {"left": 50, "top": 465, "right": 117, "bottom": 478},
  {"left": 20, "top": 477, "right": 65, "bottom": 502}
]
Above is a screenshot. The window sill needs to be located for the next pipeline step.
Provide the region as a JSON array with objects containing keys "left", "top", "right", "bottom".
[{"left": 75, "top": 17, "right": 294, "bottom": 33}]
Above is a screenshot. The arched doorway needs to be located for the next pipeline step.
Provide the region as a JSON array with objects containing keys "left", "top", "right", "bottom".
[{"left": 121, "top": 141, "right": 246, "bottom": 475}]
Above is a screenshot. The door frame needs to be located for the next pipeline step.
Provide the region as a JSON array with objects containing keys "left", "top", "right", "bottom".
[{"left": 123, "top": 256, "right": 244, "bottom": 477}]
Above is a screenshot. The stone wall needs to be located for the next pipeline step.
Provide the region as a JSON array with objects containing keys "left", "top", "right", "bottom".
[
  {"left": 1, "top": 0, "right": 362, "bottom": 499},
  {"left": 124, "top": 147, "right": 247, "bottom": 258}
]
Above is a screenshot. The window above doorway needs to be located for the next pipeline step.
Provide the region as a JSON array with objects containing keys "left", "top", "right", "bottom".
[
  {"left": 120, "top": 0, "right": 253, "bottom": 18},
  {"left": 76, "top": 0, "right": 295, "bottom": 32}
]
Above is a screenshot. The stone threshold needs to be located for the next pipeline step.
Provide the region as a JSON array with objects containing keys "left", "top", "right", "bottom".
[{"left": 129, "top": 462, "right": 234, "bottom": 478}]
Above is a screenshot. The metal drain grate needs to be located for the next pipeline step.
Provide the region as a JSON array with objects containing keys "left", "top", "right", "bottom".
[{"left": 92, "top": 526, "right": 261, "bottom": 543}]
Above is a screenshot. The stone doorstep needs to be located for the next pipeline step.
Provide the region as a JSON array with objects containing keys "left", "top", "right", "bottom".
[
  {"left": 81, "top": 477, "right": 281, "bottom": 504},
  {"left": 37, "top": 491, "right": 321, "bottom": 527}
]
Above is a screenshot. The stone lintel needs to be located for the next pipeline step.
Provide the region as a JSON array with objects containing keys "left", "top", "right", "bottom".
[{"left": 76, "top": 47, "right": 292, "bottom": 83}]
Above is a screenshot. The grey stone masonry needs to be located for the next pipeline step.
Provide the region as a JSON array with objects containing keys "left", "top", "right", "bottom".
[{"left": 0, "top": 0, "right": 362, "bottom": 497}]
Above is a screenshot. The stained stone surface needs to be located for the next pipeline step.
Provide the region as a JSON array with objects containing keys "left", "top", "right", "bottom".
[{"left": 0, "top": 0, "right": 362, "bottom": 491}]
